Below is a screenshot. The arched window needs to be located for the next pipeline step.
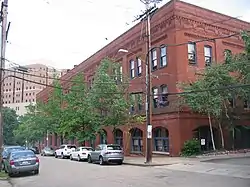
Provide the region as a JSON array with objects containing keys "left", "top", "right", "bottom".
[
  {"left": 153, "top": 127, "right": 169, "bottom": 152},
  {"left": 114, "top": 129, "right": 123, "bottom": 147},
  {"left": 130, "top": 128, "right": 143, "bottom": 153}
]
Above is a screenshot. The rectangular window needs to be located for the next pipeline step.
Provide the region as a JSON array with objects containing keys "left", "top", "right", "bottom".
[
  {"left": 130, "top": 94, "right": 136, "bottom": 113},
  {"left": 151, "top": 49, "right": 157, "bottom": 70},
  {"left": 160, "top": 46, "right": 167, "bottom": 67},
  {"left": 159, "top": 85, "right": 169, "bottom": 107},
  {"left": 152, "top": 88, "right": 158, "bottom": 108},
  {"left": 137, "top": 58, "right": 142, "bottom": 76},
  {"left": 130, "top": 60, "right": 135, "bottom": 78},
  {"left": 188, "top": 42, "right": 196, "bottom": 64},
  {"left": 137, "top": 93, "right": 143, "bottom": 111},
  {"left": 204, "top": 46, "right": 212, "bottom": 66}
]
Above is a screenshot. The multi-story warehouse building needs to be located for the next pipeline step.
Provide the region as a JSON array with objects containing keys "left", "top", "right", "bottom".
[
  {"left": 3, "top": 63, "right": 68, "bottom": 116},
  {"left": 37, "top": 0, "right": 250, "bottom": 156}
]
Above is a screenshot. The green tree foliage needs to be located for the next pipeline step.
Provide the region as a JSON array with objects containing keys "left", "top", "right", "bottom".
[
  {"left": 3, "top": 107, "right": 19, "bottom": 145},
  {"left": 14, "top": 104, "right": 45, "bottom": 145},
  {"left": 59, "top": 73, "right": 94, "bottom": 143},
  {"left": 180, "top": 31, "right": 250, "bottom": 151},
  {"left": 88, "top": 59, "right": 131, "bottom": 130}
]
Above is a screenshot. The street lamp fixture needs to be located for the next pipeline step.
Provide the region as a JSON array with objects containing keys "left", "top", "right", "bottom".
[{"left": 118, "top": 49, "right": 129, "bottom": 53}]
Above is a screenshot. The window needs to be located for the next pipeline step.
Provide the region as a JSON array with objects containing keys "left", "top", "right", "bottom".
[
  {"left": 130, "top": 94, "right": 136, "bottom": 112},
  {"left": 152, "top": 87, "right": 158, "bottom": 108},
  {"left": 204, "top": 46, "right": 212, "bottom": 66},
  {"left": 160, "top": 46, "right": 167, "bottom": 67},
  {"left": 188, "top": 42, "right": 196, "bottom": 64},
  {"left": 151, "top": 49, "right": 157, "bottom": 70},
  {"left": 130, "top": 60, "right": 135, "bottom": 78},
  {"left": 159, "top": 85, "right": 169, "bottom": 107},
  {"left": 137, "top": 58, "right": 142, "bottom": 76},
  {"left": 137, "top": 93, "right": 143, "bottom": 111}
]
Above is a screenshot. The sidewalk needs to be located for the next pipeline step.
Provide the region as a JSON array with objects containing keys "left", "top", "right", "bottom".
[
  {"left": 123, "top": 156, "right": 195, "bottom": 167},
  {"left": 123, "top": 152, "right": 250, "bottom": 167}
]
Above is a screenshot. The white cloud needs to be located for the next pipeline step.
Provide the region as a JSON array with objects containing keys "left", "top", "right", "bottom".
[{"left": 5, "top": 0, "right": 250, "bottom": 70}]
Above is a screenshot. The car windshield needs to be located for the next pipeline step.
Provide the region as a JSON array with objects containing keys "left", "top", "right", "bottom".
[
  {"left": 82, "top": 147, "right": 94, "bottom": 151},
  {"left": 107, "top": 145, "right": 122, "bottom": 150},
  {"left": 11, "top": 151, "right": 35, "bottom": 159},
  {"left": 45, "top": 147, "right": 53, "bottom": 151},
  {"left": 68, "top": 145, "right": 76, "bottom": 149},
  {"left": 7, "top": 147, "right": 26, "bottom": 152}
]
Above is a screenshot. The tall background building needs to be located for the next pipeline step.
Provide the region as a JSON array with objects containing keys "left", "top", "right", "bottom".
[{"left": 3, "top": 63, "right": 68, "bottom": 116}]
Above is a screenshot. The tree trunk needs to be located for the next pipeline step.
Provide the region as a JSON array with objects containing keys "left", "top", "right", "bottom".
[
  {"left": 208, "top": 112, "right": 216, "bottom": 151},
  {"left": 218, "top": 122, "right": 225, "bottom": 149}
]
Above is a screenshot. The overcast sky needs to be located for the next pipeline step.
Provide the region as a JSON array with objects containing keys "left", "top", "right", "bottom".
[{"left": 5, "top": 0, "right": 250, "bottom": 70}]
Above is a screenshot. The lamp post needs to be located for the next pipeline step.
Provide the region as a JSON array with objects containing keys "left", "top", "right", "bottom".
[{"left": 118, "top": 47, "right": 152, "bottom": 163}]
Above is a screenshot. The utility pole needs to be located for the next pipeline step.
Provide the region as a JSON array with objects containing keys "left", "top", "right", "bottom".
[
  {"left": 0, "top": 0, "right": 9, "bottom": 171},
  {"left": 136, "top": 0, "right": 161, "bottom": 164}
]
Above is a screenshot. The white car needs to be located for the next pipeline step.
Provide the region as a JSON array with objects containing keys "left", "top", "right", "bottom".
[
  {"left": 70, "top": 147, "right": 94, "bottom": 161},
  {"left": 55, "top": 144, "right": 77, "bottom": 159}
]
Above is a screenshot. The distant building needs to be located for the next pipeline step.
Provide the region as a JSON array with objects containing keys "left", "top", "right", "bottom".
[{"left": 3, "top": 63, "right": 67, "bottom": 116}]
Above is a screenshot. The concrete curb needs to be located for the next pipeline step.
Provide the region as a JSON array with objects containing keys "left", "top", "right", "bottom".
[
  {"left": 123, "top": 162, "right": 177, "bottom": 167},
  {"left": 200, "top": 155, "right": 250, "bottom": 162}
]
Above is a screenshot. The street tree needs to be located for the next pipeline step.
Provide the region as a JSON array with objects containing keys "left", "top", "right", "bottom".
[
  {"left": 3, "top": 107, "right": 19, "bottom": 145},
  {"left": 44, "top": 80, "right": 65, "bottom": 143},
  {"left": 88, "top": 58, "right": 142, "bottom": 140},
  {"left": 13, "top": 105, "right": 45, "bottom": 145},
  {"left": 59, "top": 73, "right": 95, "bottom": 143}
]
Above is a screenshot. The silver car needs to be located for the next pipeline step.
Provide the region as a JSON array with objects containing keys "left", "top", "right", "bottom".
[
  {"left": 88, "top": 144, "right": 124, "bottom": 165},
  {"left": 4, "top": 150, "right": 39, "bottom": 176},
  {"left": 41, "top": 147, "right": 54, "bottom": 156}
]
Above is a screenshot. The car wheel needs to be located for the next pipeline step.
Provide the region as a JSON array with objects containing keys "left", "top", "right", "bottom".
[
  {"left": 99, "top": 156, "right": 104, "bottom": 165},
  {"left": 87, "top": 155, "right": 92, "bottom": 163},
  {"left": 1, "top": 162, "right": 4, "bottom": 171},
  {"left": 61, "top": 153, "right": 64, "bottom": 159},
  {"left": 117, "top": 161, "right": 123, "bottom": 165},
  {"left": 55, "top": 153, "right": 58, "bottom": 158},
  {"left": 8, "top": 172, "right": 14, "bottom": 177},
  {"left": 34, "top": 169, "right": 39, "bottom": 175},
  {"left": 77, "top": 155, "right": 81, "bottom": 162},
  {"left": 70, "top": 155, "right": 73, "bottom": 160}
]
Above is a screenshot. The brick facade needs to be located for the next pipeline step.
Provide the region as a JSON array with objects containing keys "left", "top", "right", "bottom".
[{"left": 37, "top": 0, "right": 250, "bottom": 156}]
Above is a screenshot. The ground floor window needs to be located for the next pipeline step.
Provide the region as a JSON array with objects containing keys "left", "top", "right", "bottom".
[
  {"left": 130, "top": 128, "right": 143, "bottom": 153},
  {"left": 153, "top": 127, "right": 169, "bottom": 152}
]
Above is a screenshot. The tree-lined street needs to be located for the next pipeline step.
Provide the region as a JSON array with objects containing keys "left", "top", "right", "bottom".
[{"left": 8, "top": 156, "right": 250, "bottom": 187}]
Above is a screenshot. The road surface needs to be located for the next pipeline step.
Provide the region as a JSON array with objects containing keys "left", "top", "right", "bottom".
[{"left": 10, "top": 156, "right": 250, "bottom": 187}]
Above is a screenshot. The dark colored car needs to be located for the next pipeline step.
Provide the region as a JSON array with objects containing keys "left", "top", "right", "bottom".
[
  {"left": 1, "top": 146, "right": 26, "bottom": 171},
  {"left": 29, "top": 146, "right": 39, "bottom": 154},
  {"left": 3, "top": 150, "right": 39, "bottom": 176}
]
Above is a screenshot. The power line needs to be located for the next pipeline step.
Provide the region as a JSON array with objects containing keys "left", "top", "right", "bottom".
[{"left": 3, "top": 74, "right": 127, "bottom": 95}]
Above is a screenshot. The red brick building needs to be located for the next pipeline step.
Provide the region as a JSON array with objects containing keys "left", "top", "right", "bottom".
[{"left": 37, "top": 0, "right": 250, "bottom": 156}]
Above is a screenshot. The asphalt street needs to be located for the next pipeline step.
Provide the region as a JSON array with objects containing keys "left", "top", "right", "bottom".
[{"left": 10, "top": 156, "right": 250, "bottom": 187}]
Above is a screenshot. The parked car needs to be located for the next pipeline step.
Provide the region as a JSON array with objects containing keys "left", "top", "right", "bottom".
[
  {"left": 70, "top": 147, "right": 94, "bottom": 161},
  {"left": 29, "top": 146, "right": 40, "bottom": 154},
  {"left": 1, "top": 146, "right": 26, "bottom": 171},
  {"left": 55, "top": 144, "right": 77, "bottom": 159},
  {"left": 3, "top": 150, "right": 39, "bottom": 176},
  {"left": 88, "top": 144, "right": 124, "bottom": 165},
  {"left": 41, "top": 147, "right": 54, "bottom": 156}
]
